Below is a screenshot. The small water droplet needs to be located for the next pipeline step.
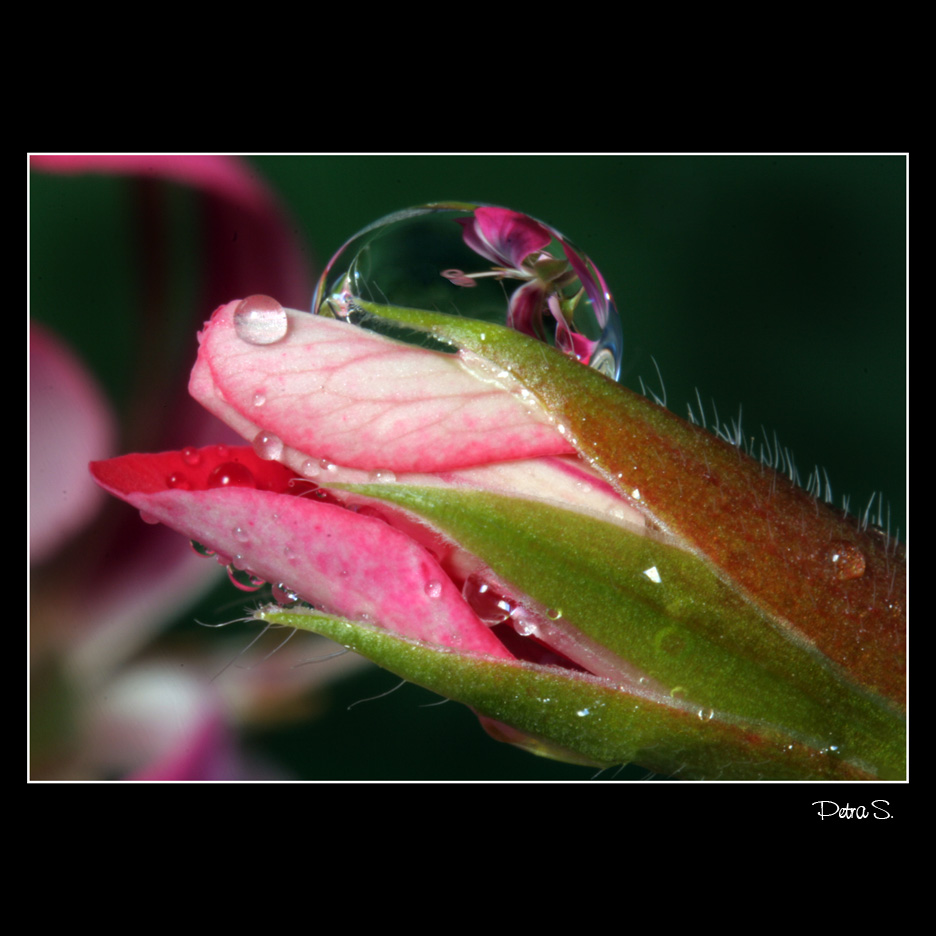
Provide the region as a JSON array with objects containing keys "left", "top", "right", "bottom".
[
  {"left": 233, "top": 295, "right": 288, "bottom": 345},
  {"left": 190, "top": 540, "right": 216, "bottom": 558},
  {"left": 253, "top": 431, "right": 284, "bottom": 461},
  {"left": 181, "top": 446, "right": 201, "bottom": 466},
  {"left": 371, "top": 470, "right": 397, "bottom": 483},
  {"left": 425, "top": 580, "right": 442, "bottom": 599},
  {"left": 546, "top": 607, "right": 563, "bottom": 620},
  {"left": 207, "top": 461, "right": 256, "bottom": 489},
  {"left": 252, "top": 390, "right": 266, "bottom": 407},
  {"left": 272, "top": 583, "right": 300, "bottom": 606},
  {"left": 226, "top": 565, "right": 265, "bottom": 592},
  {"left": 461, "top": 574, "right": 513, "bottom": 625},
  {"left": 139, "top": 510, "right": 160, "bottom": 524},
  {"left": 577, "top": 708, "right": 590, "bottom": 717},
  {"left": 311, "top": 204, "right": 623, "bottom": 379},
  {"left": 643, "top": 565, "right": 662, "bottom": 583},
  {"left": 166, "top": 472, "right": 190, "bottom": 490},
  {"left": 232, "top": 526, "right": 250, "bottom": 544},
  {"left": 511, "top": 610, "right": 538, "bottom": 637},
  {"left": 301, "top": 459, "right": 321, "bottom": 478},
  {"left": 827, "top": 541, "right": 867, "bottom": 580}
]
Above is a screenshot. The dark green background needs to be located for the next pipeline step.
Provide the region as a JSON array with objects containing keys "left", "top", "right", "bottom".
[{"left": 31, "top": 155, "right": 906, "bottom": 780}]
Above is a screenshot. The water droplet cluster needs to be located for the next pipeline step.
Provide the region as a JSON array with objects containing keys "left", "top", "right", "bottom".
[{"left": 312, "top": 203, "right": 623, "bottom": 379}]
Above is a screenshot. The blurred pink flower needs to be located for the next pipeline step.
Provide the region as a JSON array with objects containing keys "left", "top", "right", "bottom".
[{"left": 29, "top": 155, "right": 321, "bottom": 779}]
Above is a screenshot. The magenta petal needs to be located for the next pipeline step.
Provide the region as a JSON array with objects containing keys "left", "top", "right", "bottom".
[
  {"left": 460, "top": 207, "right": 553, "bottom": 269},
  {"left": 191, "top": 301, "right": 575, "bottom": 472},
  {"left": 506, "top": 281, "right": 549, "bottom": 340},
  {"left": 90, "top": 452, "right": 515, "bottom": 660}
]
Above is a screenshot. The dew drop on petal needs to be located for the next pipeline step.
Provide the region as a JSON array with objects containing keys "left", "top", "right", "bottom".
[
  {"left": 167, "top": 472, "right": 190, "bottom": 490},
  {"left": 253, "top": 431, "right": 284, "bottom": 461},
  {"left": 139, "top": 510, "right": 160, "bottom": 525},
  {"left": 511, "top": 610, "right": 538, "bottom": 637},
  {"left": 207, "top": 461, "right": 256, "bottom": 489},
  {"left": 300, "top": 459, "right": 321, "bottom": 478},
  {"left": 190, "top": 540, "right": 216, "bottom": 558},
  {"left": 226, "top": 565, "right": 265, "bottom": 592},
  {"left": 181, "top": 446, "right": 201, "bottom": 466},
  {"left": 233, "top": 295, "right": 289, "bottom": 345},
  {"left": 425, "top": 580, "right": 442, "bottom": 599},
  {"left": 272, "top": 583, "right": 300, "bottom": 606},
  {"left": 253, "top": 390, "right": 266, "bottom": 407},
  {"left": 461, "top": 573, "right": 514, "bottom": 625},
  {"left": 311, "top": 203, "right": 623, "bottom": 380}
]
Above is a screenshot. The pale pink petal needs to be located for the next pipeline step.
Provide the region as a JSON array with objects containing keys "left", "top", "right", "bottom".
[
  {"left": 191, "top": 301, "right": 575, "bottom": 472},
  {"left": 391, "top": 456, "right": 647, "bottom": 532}
]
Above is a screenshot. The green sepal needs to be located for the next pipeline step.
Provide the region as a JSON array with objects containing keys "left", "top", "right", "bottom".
[
  {"left": 257, "top": 606, "right": 882, "bottom": 780},
  {"left": 334, "top": 484, "right": 905, "bottom": 779},
  {"left": 353, "top": 300, "right": 906, "bottom": 713}
]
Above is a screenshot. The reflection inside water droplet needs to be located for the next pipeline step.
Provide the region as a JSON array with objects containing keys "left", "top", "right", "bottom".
[{"left": 311, "top": 203, "right": 623, "bottom": 379}]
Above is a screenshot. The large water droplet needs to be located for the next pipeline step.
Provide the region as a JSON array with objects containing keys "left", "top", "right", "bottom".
[
  {"left": 233, "top": 295, "right": 289, "bottom": 345},
  {"left": 312, "top": 203, "right": 623, "bottom": 380}
]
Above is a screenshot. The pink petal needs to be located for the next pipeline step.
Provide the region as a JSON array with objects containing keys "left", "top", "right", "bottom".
[
  {"left": 190, "top": 300, "right": 576, "bottom": 473},
  {"left": 30, "top": 323, "right": 116, "bottom": 563},
  {"left": 90, "top": 448, "right": 515, "bottom": 660}
]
